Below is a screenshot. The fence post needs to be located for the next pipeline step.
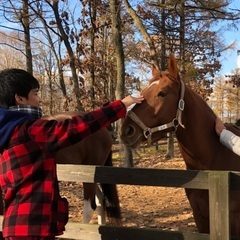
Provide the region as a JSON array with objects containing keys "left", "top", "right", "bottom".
[{"left": 208, "top": 171, "right": 230, "bottom": 240}]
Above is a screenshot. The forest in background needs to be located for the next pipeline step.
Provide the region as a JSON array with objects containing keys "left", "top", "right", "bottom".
[{"left": 0, "top": 0, "right": 239, "bottom": 122}]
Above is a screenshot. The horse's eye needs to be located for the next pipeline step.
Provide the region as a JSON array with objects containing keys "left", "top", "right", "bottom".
[{"left": 157, "top": 91, "right": 167, "bottom": 97}]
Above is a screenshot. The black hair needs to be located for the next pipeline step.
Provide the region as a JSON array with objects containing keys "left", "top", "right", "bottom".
[{"left": 0, "top": 68, "right": 40, "bottom": 108}]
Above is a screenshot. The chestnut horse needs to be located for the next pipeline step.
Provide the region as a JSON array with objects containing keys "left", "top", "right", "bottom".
[
  {"left": 45, "top": 111, "right": 121, "bottom": 225},
  {"left": 0, "top": 111, "right": 121, "bottom": 226},
  {"left": 120, "top": 54, "right": 240, "bottom": 236}
]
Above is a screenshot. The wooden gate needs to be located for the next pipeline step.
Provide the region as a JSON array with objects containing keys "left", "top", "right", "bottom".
[{"left": 53, "top": 164, "right": 240, "bottom": 240}]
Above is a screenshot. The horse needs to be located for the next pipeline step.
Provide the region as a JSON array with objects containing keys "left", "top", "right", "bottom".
[
  {"left": 0, "top": 111, "right": 121, "bottom": 226},
  {"left": 120, "top": 54, "right": 240, "bottom": 236},
  {"left": 44, "top": 111, "right": 121, "bottom": 225}
]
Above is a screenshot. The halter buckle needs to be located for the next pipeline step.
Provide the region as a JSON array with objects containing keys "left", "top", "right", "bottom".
[
  {"left": 143, "top": 128, "right": 152, "bottom": 139},
  {"left": 178, "top": 99, "right": 185, "bottom": 111},
  {"left": 172, "top": 118, "right": 179, "bottom": 131}
]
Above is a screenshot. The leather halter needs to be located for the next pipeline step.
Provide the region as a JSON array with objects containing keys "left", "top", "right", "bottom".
[{"left": 127, "top": 80, "right": 185, "bottom": 145}]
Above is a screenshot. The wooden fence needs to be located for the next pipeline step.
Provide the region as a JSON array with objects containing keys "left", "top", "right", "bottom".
[
  {"left": 1, "top": 165, "right": 240, "bottom": 240},
  {"left": 55, "top": 164, "right": 240, "bottom": 240}
]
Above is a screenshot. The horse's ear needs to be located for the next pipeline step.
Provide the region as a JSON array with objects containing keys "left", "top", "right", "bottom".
[
  {"left": 168, "top": 54, "right": 179, "bottom": 81},
  {"left": 151, "top": 64, "right": 161, "bottom": 77}
]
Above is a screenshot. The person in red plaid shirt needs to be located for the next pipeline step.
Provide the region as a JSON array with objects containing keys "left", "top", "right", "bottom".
[{"left": 0, "top": 68, "right": 144, "bottom": 240}]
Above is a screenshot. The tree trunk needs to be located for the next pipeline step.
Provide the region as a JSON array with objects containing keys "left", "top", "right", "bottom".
[
  {"left": 22, "top": 0, "right": 33, "bottom": 73},
  {"left": 179, "top": 0, "right": 186, "bottom": 74},
  {"left": 110, "top": 0, "right": 133, "bottom": 167},
  {"left": 123, "top": 146, "right": 133, "bottom": 167},
  {"left": 89, "top": 0, "right": 97, "bottom": 108},
  {"left": 122, "top": 0, "right": 159, "bottom": 67},
  {"left": 164, "top": 132, "right": 175, "bottom": 159},
  {"left": 49, "top": 1, "right": 83, "bottom": 111},
  {"left": 160, "top": 0, "right": 166, "bottom": 70}
]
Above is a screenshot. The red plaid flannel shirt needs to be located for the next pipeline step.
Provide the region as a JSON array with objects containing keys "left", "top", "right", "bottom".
[{"left": 0, "top": 100, "right": 126, "bottom": 237}]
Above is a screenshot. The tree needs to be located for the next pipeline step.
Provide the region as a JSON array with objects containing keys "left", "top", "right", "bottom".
[
  {"left": 27, "top": 1, "right": 67, "bottom": 112},
  {"left": 0, "top": 0, "right": 34, "bottom": 72},
  {"left": 0, "top": 31, "right": 26, "bottom": 69},
  {"left": 122, "top": 0, "right": 160, "bottom": 67},
  {"left": 110, "top": 0, "right": 133, "bottom": 167},
  {"left": 45, "top": 0, "right": 83, "bottom": 111},
  {"left": 207, "top": 75, "right": 240, "bottom": 122},
  {"left": 122, "top": 0, "right": 175, "bottom": 159},
  {"left": 21, "top": 0, "right": 33, "bottom": 73}
]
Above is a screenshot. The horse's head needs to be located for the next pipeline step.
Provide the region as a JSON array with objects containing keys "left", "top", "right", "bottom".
[{"left": 121, "top": 54, "right": 185, "bottom": 148}]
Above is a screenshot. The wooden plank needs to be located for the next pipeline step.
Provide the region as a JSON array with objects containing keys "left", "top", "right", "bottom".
[
  {"left": 98, "top": 225, "right": 240, "bottom": 240},
  {"left": 0, "top": 220, "right": 239, "bottom": 240},
  {"left": 230, "top": 172, "right": 240, "bottom": 190},
  {"left": 1, "top": 219, "right": 240, "bottom": 240},
  {"left": 97, "top": 225, "right": 210, "bottom": 240},
  {"left": 58, "top": 224, "right": 240, "bottom": 240},
  {"left": 209, "top": 171, "right": 230, "bottom": 240},
  {"left": 57, "top": 165, "right": 209, "bottom": 189},
  {"left": 57, "top": 164, "right": 96, "bottom": 183},
  {"left": 58, "top": 223, "right": 101, "bottom": 240},
  {"left": 56, "top": 224, "right": 210, "bottom": 240}
]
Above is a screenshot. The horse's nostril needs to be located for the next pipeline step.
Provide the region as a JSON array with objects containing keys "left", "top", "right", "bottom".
[{"left": 125, "top": 125, "right": 135, "bottom": 137}]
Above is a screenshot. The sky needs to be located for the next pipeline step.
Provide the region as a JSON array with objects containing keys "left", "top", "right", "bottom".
[
  {"left": 219, "top": 31, "right": 239, "bottom": 75},
  {"left": 218, "top": 0, "right": 240, "bottom": 75}
]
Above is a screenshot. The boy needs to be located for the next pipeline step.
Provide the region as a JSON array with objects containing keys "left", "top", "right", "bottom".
[{"left": 0, "top": 68, "right": 143, "bottom": 240}]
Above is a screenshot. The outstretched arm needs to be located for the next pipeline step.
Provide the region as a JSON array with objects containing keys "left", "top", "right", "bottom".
[{"left": 29, "top": 95, "right": 144, "bottom": 152}]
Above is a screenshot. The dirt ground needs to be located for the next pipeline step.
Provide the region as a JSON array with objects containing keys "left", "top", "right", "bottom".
[{"left": 59, "top": 143, "right": 197, "bottom": 233}]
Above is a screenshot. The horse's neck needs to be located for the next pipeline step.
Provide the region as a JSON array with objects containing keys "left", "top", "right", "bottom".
[
  {"left": 175, "top": 87, "right": 217, "bottom": 169},
  {"left": 179, "top": 85, "right": 215, "bottom": 130}
]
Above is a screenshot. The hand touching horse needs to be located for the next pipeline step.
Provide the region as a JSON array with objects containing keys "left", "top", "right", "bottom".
[{"left": 120, "top": 54, "right": 240, "bottom": 236}]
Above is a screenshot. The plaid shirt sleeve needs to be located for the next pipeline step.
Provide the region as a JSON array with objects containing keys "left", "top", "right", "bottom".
[{"left": 28, "top": 100, "right": 126, "bottom": 152}]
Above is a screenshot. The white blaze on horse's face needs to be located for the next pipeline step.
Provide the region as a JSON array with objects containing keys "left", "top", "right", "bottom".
[
  {"left": 147, "top": 80, "right": 161, "bottom": 88},
  {"left": 143, "top": 75, "right": 180, "bottom": 124},
  {"left": 142, "top": 78, "right": 168, "bottom": 116},
  {"left": 141, "top": 81, "right": 160, "bottom": 115}
]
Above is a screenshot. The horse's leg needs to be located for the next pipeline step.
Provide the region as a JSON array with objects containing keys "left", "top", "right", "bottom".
[
  {"left": 95, "top": 184, "right": 106, "bottom": 224},
  {"left": 100, "top": 151, "right": 122, "bottom": 226},
  {"left": 82, "top": 183, "right": 97, "bottom": 223},
  {"left": 185, "top": 189, "right": 210, "bottom": 233}
]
